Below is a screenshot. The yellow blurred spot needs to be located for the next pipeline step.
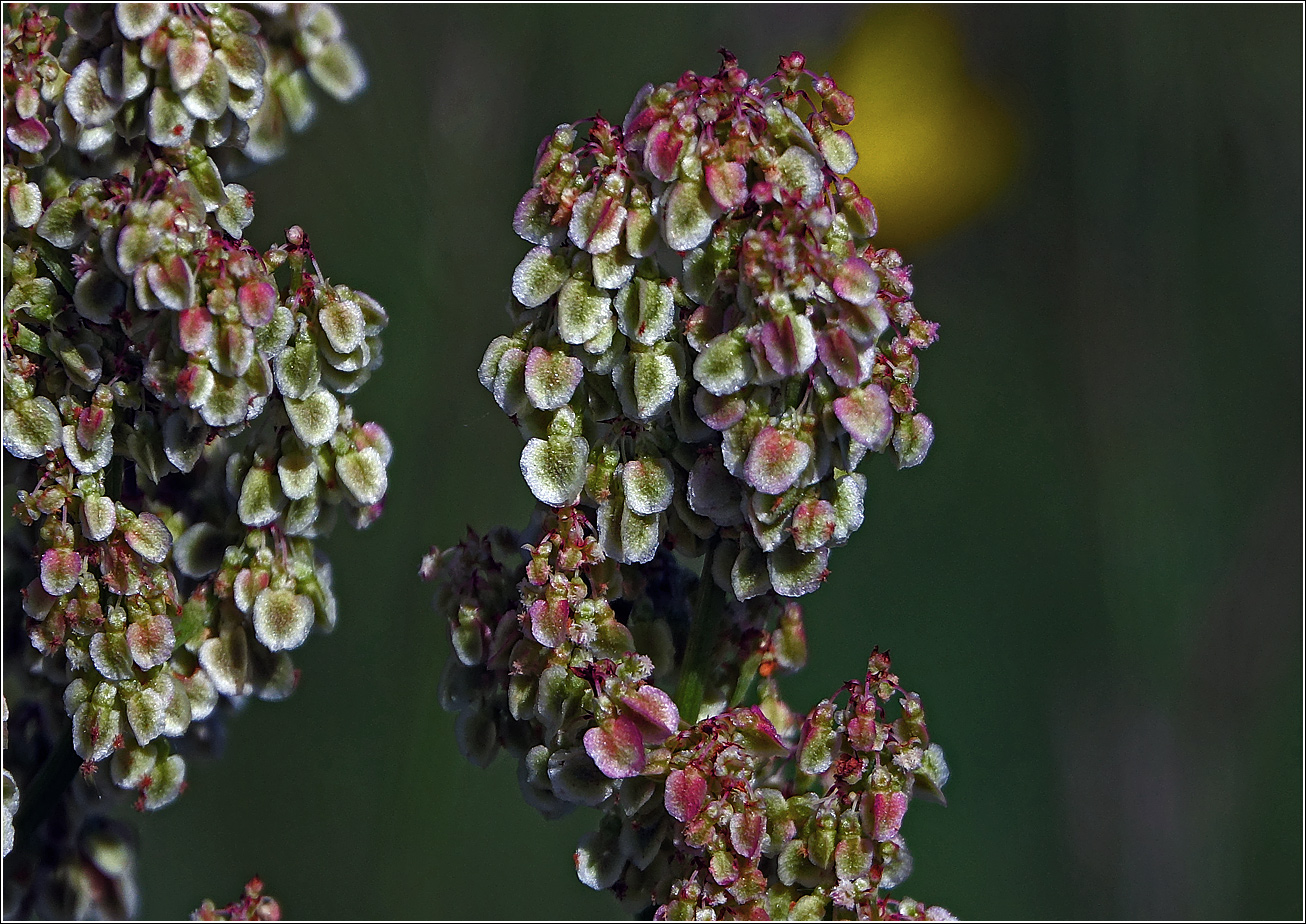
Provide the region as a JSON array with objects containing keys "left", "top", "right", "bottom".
[{"left": 833, "top": 6, "right": 1019, "bottom": 250}]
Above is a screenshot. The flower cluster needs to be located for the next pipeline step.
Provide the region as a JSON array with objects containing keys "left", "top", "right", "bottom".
[
  {"left": 479, "top": 50, "right": 937, "bottom": 602},
  {"left": 3, "top": 3, "right": 383, "bottom": 917},
  {"left": 429, "top": 50, "right": 951, "bottom": 920},
  {"left": 193, "top": 876, "right": 281, "bottom": 921},
  {"left": 430, "top": 514, "right": 951, "bottom": 920}
]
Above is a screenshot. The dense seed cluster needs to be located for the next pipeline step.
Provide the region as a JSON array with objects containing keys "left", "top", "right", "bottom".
[
  {"left": 433, "top": 52, "right": 952, "bottom": 920},
  {"left": 481, "top": 51, "right": 937, "bottom": 602},
  {"left": 428, "top": 517, "right": 950, "bottom": 920},
  {"left": 3, "top": 4, "right": 382, "bottom": 917}
]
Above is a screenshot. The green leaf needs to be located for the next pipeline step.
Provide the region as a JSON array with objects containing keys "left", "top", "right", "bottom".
[
  {"left": 520, "top": 435, "right": 588, "bottom": 507},
  {"left": 662, "top": 179, "right": 715, "bottom": 252},
  {"left": 556, "top": 276, "right": 611, "bottom": 345},
  {"left": 621, "top": 457, "right": 674, "bottom": 515},
  {"left": 148, "top": 86, "right": 195, "bottom": 147},
  {"left": 524, "top": 347, "right": 583, "bottom": 411},
  {"left": 124, "top": 687, "right": 166, "bottom": 745},
  {"left": 116, "top": 3, "right": 167, "bottom": 40},
  {"left": 307, "top": 40, "right": 367, "bottom": 101},
  {"left": 893, "top": 413, "right": 934, "bottom": 469},
  {"left": 124, "top": 512, "right": 172, "bottom": 563},
  {"left": 253, "top": 588, "right": 314, "bottom": 652},
  {"left": 64, "top": 61, "right": 117, "bottom": 127},
  {"left": 286, "top": 388, "right": 339, "bottom": 446},
  {"left": 3, "top": 397, "right": 62, "bottom": 459},
  {"left": 238, "top": 464, "right": 286, "bottom": 527},
  {"left": 511, "top": 245, "right": 568, "bottom": 308},
  {"left": 767, "top": 542, "right": 828, "bottom": 598},
  {"left": 336, "top": 446, "right": 387, "bottom": 506},
  {"left": 692, "top": 333, "right": 753, "bottom": 397},
  {"left": 629, "top": 349, "right": 678, "bottom": 420}
]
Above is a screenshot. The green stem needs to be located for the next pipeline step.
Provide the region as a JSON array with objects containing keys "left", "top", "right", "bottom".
[{"left": 675, "top": 540, "right": 726, "bottom": 724}]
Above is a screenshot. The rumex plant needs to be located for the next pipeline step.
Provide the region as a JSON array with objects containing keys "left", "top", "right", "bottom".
[
  {"left": 426, "top": 53, "right": 952, "bottom": 920},
  {"left": 2, "top": 3, "right": 386, "bottom": 916}
]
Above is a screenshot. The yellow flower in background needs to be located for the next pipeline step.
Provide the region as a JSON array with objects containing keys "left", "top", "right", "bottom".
[{"left": 833, "top": 5, "right": 1019, "bottom": 250}]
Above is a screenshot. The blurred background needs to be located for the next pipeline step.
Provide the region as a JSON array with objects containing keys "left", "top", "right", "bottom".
[{"left": 132, "top": 5, "right": 1301, "bottom": 919}]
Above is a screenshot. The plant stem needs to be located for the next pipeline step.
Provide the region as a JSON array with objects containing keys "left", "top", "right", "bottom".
[{"left": 675, "top": 540, "right": 726, "bottom": 724}]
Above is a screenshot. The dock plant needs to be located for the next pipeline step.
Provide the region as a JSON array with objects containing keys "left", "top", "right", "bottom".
[
  {"left": 425, "top": 52, "right": 953, "bottom": 920},
  {"left": 2, "top": 3, "right": 385, "bottom": 916}
]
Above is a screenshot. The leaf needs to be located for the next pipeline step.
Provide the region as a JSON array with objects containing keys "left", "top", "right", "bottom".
[
  {"left": 621, "top": 457, "right": 674, "bottom": 516},
  {"left": 568, "top": 189, "right": 627, "bottom": 254},
  {"left": 664, "top": 768, "right": 707, "bottom": 822},
  {"left": 662, "top": 179, "right": 715, "bottom": 252},
  {"left": 123, "top": 512, "right": 172, "bottom": 563},
  {"left": 511, "top": 245, "right": 568, "bottom": 308},
  {"left": 524, "top": 347, "right": 583, "bottom": 411},
  {"left": 252, "top": 588, "right": 314, "bottom": 652},
  {"left": 692, "top": 333, "right": 754, "bottom": 397},
  {"left": 743, "top": 427, "right": 811, "bottom": 495},
  {"left": 583, "top": 715, "right": 646, "bottom": 779},
  {"left": 64, "top": 61, "right": 117, "bottom": 127},
  {"left": 767, "top": 543, "right": 828, "bottom": 598},
  {"left": 308, "top": 40, "right": 367, "bottom": 101},
  {"left": 284, "top": 388, "right": 339, "bottom": 447},
  {"left": 893, "top": 413, "right": 934, "bottom": 469},
  {"left": 520, "top": 436, "right": 588, "bottom": 507},
  {"left": 556, "top": 276, "right": 612, "bottom": 345},
  {"left": 834, "top": 385, "right": 893, "bottom": 450},
  {"left": 336, "top": 446, "right": 387, "bottom": 506},
  {"left": 832, "top": 257, "right": 879, "bottom": 308}
]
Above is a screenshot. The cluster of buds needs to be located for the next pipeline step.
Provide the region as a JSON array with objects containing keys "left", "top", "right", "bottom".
[
  {"left": 193, "top": 876, "right": 281, "bottom": 921},
  {"left": 479, "top": 51, "right": 937, "bottom": 601},
  {"left": 26, "top": 3, "right": 363, "bottom": 169},
  {"left": 433, "top": 52, "right": 952, "bottom": 919},
  {"left": 3, "top": 3, "right": 384, "bottom": 917},
  {"left": 429, "top": 520, "right": 951, "bottom": 920}
]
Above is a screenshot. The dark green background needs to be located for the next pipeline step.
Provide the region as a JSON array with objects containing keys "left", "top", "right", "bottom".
[{"left": 133, "top": 5, "right": 1302, "bottom": 919}]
